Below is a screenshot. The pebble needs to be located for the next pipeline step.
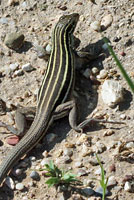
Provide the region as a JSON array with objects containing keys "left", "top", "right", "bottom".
[
  {"left": 120, "top": 113, "right": 126, "bottom": 120},
  {"left": 0, "top": 18, "right": 8, "bottom": 24},
  {"left": 6, "top": 135, "right": 19, "bottom": 145},
  {"left": 91, "top": 67, "right": 99, "bottom": 75},
  {"left": 40, "top": 158, "right": 50, "bottom": 166},
  {"left": 103, "top": 129, "right": 115, "bottom": 136},
  {"left": 35, "top": 45, "right": 46, "bottom": 58},
  {"left": 98, "top": 69, "right": 108, "bottom": 79},
  {"left": 74, "top": 161, "right": 83, "bottom": 168},
  {"left": 124, "top": 181, "right": 132, "bottom": 192},
  {"left": 102, "top": 43, "right": 108, "bottom": 51},
  {"left": 82, "top": 187, "right": 95, "bottom": 196},
  {"left": 9, "top": 63, "right": 19, "bottom": 71},
  {"left": 126, "top": 142, "right": 134, "bottom": 148},
  {"left": 81, "top": 144, "right": 91, "bottom": 156},
  {"left": 29, "top": 156, "right": 36, "bottom": 162},
  {"left": 45, "top": 43, "right": 52, "bottom": 53},
  {"left": 22, "top": 63, "right": 34, "bottom": 72},
  {"left": 5, "top": 176, "right": 15, "bottom": 190},
  {"left": 14, "top": 168, "right": 23, "bottom": 176},
  {"left": 77, "top": 168, "right": 87, "bottom": 176},
  {"left": 19, "top": 161, "right": 29, "bottom": 168},
  {"left": 4, "top": 32, "right": 24, "bottom": 50},
  {"left": 15, "top": 183, "right": 24, "bottom": 191},
  {"left": 101, "top": 80, "right": 124, "bottom": 107},
  {"left": 95, "top": 186, "right": 109, "bottom": 196},
  {"left": 63, "top": 148, "right": 73, "bottom": 157},
  {"left": 94, "top": 167, "right": 101, "bottom": 175},
  {"left": 14, "top": 69, "right": 24, "bottom": 76},
  {"left": 62, "top": 155, "right": 72, "bottom": 164},
  {"left": 101, "top": 14, "right": 113, "bottom": 30},
  {"left": 109, "top": 164, "right": 116, "bottom": 172},
  {"left": 46, "top": 133, "right": 57, "bottom": 143},
  {"left": 83, "top": 68, "right": 91, "bottom": 79},
  {"left": 30, "top": 171, "right": 40, "bottom": 181},
  {"left": 107, "top": 176, "right": 117, "bottom": 187},
  {"left": 93, "top": 142, "right": 106, "bottom": 153},
  {"left": 90, "top": 21, "right": 101, "bottom": 32}
]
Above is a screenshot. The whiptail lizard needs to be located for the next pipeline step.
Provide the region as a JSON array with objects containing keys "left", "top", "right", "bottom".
[{"left": 0, "top": 13, "right": 124, "bottom": 186}]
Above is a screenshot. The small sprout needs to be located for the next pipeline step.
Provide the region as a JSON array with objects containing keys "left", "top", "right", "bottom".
[
  {"left": 40, "top": 160, "right": 79, "bottom": 188},
  {"left": 95, "top": 154, "right": 109, "bottom": 200}
]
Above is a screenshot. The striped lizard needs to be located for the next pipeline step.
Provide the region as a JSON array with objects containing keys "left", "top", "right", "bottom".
[{"left": 0, "top": 13, "right": 123, "bottom": 186}]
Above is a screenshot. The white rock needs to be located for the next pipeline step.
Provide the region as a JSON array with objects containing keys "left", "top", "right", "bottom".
[
  {"left": 91, "top": 67, "right": 99, "bottom": 75},
  {"left": 107, "top": 176, "right": 117, "bottom": 186},
  {"left": 126, "top": 142, "right": 134, "bottom": 148},
  {"left": 45, "top": 44, "right": 52, "bottom": 53},
  {"left": 9, "top": 63, "right": 19, "bottom": 71},
  {"left": 101, "top": 14, "right": 113, "bottom": 29},
  {"left": 90, "top": 21, "right": 101, "bottom": 31},
  {"left": 22, "top": 63, "right": 34, "bottom": 72},
  {"left": 5, "top": 176, "right": 15, "bottom": 190},
  {"left": 40, "top": 158, "right": 50, "bottom": 166},
  {"left": 99, "top": 69, "right": 108, "bottom": 79},
  {"left": 94, "top": 167, "right": 101, "bottom": 175},
  {"left": 124, "top": 181, "right": 132, "bottom": 192},
  {"left": 101, "top": 80, "right": 124, "bottom": 107},
  {"left": 16, "top": 183, "right": 24, "bottom": 191}
]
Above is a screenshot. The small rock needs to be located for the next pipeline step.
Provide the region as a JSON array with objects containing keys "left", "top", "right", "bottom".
[
  {"left": 74, "top": 161, "right": 83, "bottom": 168},
  {"left": 95, "top": 186, "right": 109, "bottom": 196},
  {"left": 29, "top": 156, "right": 36, "bottom": 162},
  {"left": 45, "top": 43, "right": 52, "bottom": 53},
  {"left": 9, "top": 63, "right": 19, "bottom": 71},
  {"left": 102, "top": 43, "right": 108, "bottom": 50},
  {"left": 90, "top": 21, "right": 101, "bottom": 32},
  {"left": 93, "top": 142, "right": 106, "bottom": 153},
  {"left": 83, "top": 68, "right": 91, "bottom": 79},
  {"left": 98, "top": 69, "right": 108, "bottom": 79},
  {"left": 6, "top": 135, "right": 19, "bottom": 146},
  {"left": 4, "top": 32, "right": 24, "bottom": 50},
  {"left": 77, "top": 134, "right": 89, "bottom": 144},
  {"left": 16, "top": 183, "right": 24, "bottom": 191},
  {"left": 94, "top": 167, "right": 101, "bottom": 175},
  {"left": 109, "top": 164, "right": 116, "bottom": 172},
  {"left": 91, "top": 67, "right": 99, "bottom": 75},
  {"left": 77, "top": 168, "right": 87, "bottom": 176},
  {"left": 107, "top": 176, "right": 117, "bottom": 187},
  {"left": 22, "top": 63, "right": 34, "bottom": 72},
  {"left": 82, "top": 187, "right": 95, "bottom": 196},
  {"left": 81, "top": 144, "right": 91, "bottom": 156},
  {"left": 40, "top": 158, "right": 50, "bottom": 166},
  {"left": 19, "top": 161, "right": 29, "bottom": 168},
  {"left": 34, "top": 44, "right": 47, "bottom": 59},
  {"left": 103, "top": 129, "right": 115, "bottom": 136},
  {"left": 0, "top": 18, "right": 8, "bottom": 24},
  {"left": 62, "top": 155, "right": 72, "bottom": 164},
  {"left": 120, "top": 51, "right": 126, "bottom": 56},
  {"left": 14, "top": 69, "right": 24, "bottom": 76},
  {"left": 101, "top": 80, "right": 124, "bottom": 107},
  {"left": 126, "top": 142, "right": 134, "bottom": 148},
  {"left": 101, "top": 14, "right": 113, "bottom": 30},
  {"left": 124, "top": 181, "right": 132, "bottom": 192},
  {"left": 63, "top": 148, "right": 73, "bottom": 157},
  {"left": 14, "top": 168, "right": 23, "bottom": 176},
  {"left": 46, "top": 133, "right": 57, "bottom": 143},
  {"left": 30, "top": 171, "right": 40, "bottom": 181},
  {"left": 120, "top": 114, "right": 126, "bottom": 120},
  {"left": 5, "top": 177, "right": 15, "bottom": 190}
]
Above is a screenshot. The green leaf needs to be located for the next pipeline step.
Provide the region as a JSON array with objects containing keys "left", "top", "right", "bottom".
[{"left": 45, "top": 177, "right": 60, "bottom": 187}]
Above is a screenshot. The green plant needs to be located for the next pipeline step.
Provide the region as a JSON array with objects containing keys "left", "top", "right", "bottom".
[
  {"left": 95, "top": 154, "right": 109, "bottom": 200},
  {"left": 40, "top": 160, "right": 79, "bottom": 188},
  {"left": 103, "top": 37, "right": 134, "bottom": 93}
]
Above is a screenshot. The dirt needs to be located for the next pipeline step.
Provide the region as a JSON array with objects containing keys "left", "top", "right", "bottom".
[{"left": 0, "top": 0, "right": 134, "bottom": 200}]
